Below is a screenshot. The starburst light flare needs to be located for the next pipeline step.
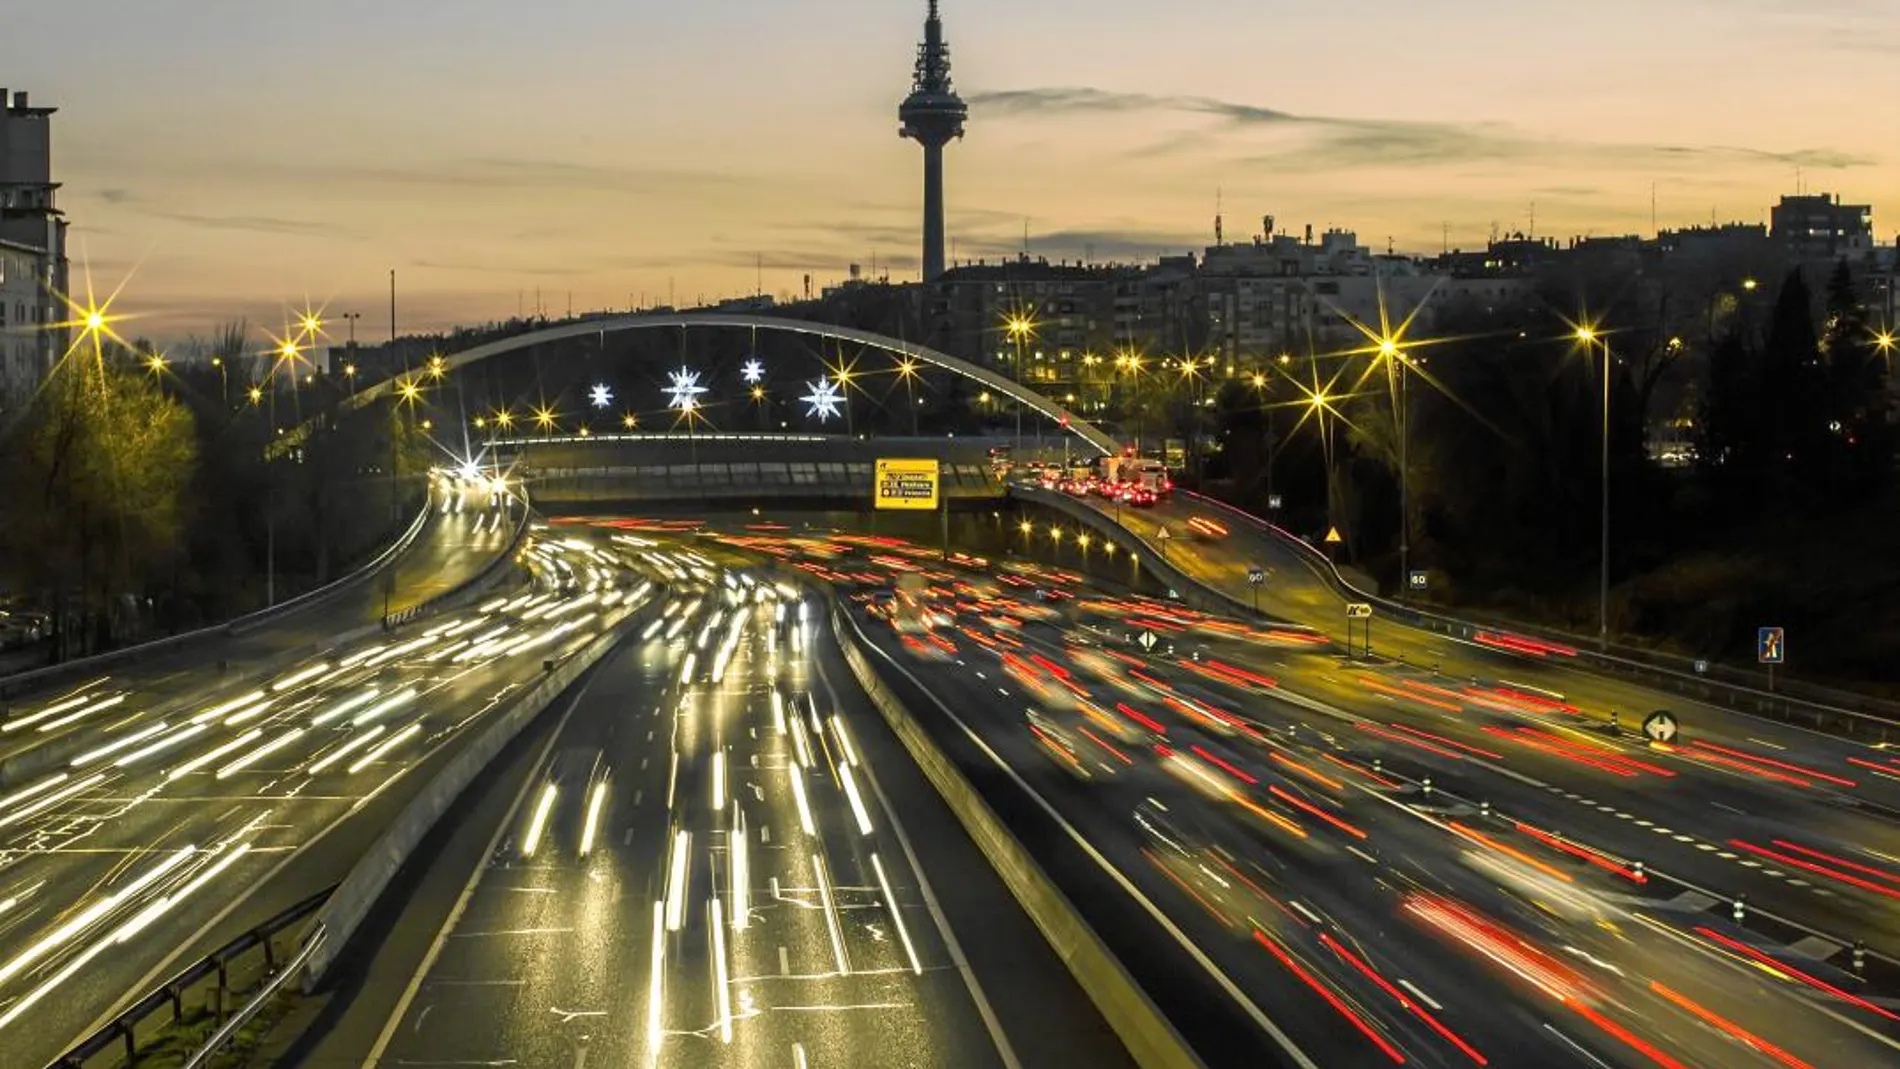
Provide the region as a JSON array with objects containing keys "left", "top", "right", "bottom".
[
  {"left": 740, "top": 358, "right": 765, "bottom": 384},
  {"left": 801, "top": 376, "right": 844, "bottom": 423},
  {"left": 665, "top": 368, "right": 709, "bottom": 412}
]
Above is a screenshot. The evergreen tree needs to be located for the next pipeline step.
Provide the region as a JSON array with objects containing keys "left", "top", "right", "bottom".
[
  {"left": 1760, "top": 268, "right": 1828, "bottom": 497},
  {"left": 1818, "top": 259, "right": 1892, "bottom": 497}
]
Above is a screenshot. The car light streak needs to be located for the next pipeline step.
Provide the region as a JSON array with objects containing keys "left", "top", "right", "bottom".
[
  {"left": 27, "top": 693, "right": 127, "bottom": 734},
  {"left": 711, "top": 749, "right": 727, "bottom": 811},
  {"left": 709, "top": 896, "right": 734, "bottom": 1043},
  {"left": 829, "top": 715, "right": 860, "bottom": 766},
  {"left": 219, "top": 697, "right": 277, "bottom": 727},
  {"left": 307, "top": 725, "right": 387, "bottom": 775},
  {"left": 352, "top": 688, "right": 417, "bottom": 727},
  {"left": 189, "top": 690, "right": 266, "bottom": 726},
  {"left": 1448, "top": 822, "right": 1573, "bottom": 883},
  {"left": 646, "top": 900, "right": 666, "bottom": 1061},
  {"left": 1320, "top": 933, "right": 1486, "bottom": 1064},
  {"left": 1268, "top": 785, "right": 1368, "bottom": 840},
  {"left": 269, "top": 662, "right": 331, "bottom": 693},
  {"left": 812, "top": 851, "right": 851, "bottom": 975},
  {"left": 0, "top": 846, "right": 196, "bottom": 990},
  {"left": 665, "top": 830, "right": 692, "bottom": 931},
  {"left": 789, "top": 768, "right": 816, "bottom": 836},
  {"left": 1253, "top": 930, "right": 1405, "bottom": 1064},
  {"left": 521, "top": 784, "right": 558, "bottom": 856},
  {"left": 839, "top": 764, "right": 875, "bottom": 835},
  {"left": 113, "top": 843, "right": 252, "bottom": 944},
  {"left": 1728, "top": 839, "right": 1900, "bottom": 900},
  {"left": 114, "top": 723, "right": 209, "bottom": 768},
  {"left": 216, "top": 729, "right": 305, "bottom": 779},
  {"left": 579, "top": 781, "right": 608, "bottom": 857},
  {"left": 4, "top": 688, "right": 104, "bottom": 732},
  {"left": 166, "top": 729, "right": 264, "bottom": 781},
  {"left": 346, "top": 722, "right": 421, "bottom": 774},
  {"left": 730, "top": 806, "right": 750, "bottom": 930},
  {"left": 309, "top": 688, "right": 382, "bottom": 727},
  {"left": 1648, "top": 981, "right": 1813, "bottom": 1069},
  {"left": 1687, "top": 740, "right": 1856, "bottom": 788},
  {"left": 869, "top": 852, "right": 924, "bottom": 976}
]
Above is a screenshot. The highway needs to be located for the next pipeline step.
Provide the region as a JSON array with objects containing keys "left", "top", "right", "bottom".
[
  {"left": 0, "top": 480, "right": 519, "bottom": 775},
  {"left": 0, "top": 519, "right": 645, "bottom": 1069},
  {"left": 670, "top": 520, "right": 1900, "bottom": 1069},
  {"left": 335, "top": 541, "right": 1125, "bottom": 1069}
]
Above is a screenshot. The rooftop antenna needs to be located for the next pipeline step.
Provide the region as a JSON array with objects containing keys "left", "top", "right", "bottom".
[
  {"left": 1528, "top": 201, "right": 1536, "bottom": 240},
  {"left": 756, "top": 253, "right": 763, "bottom": 296},
  {"left": 1650, "top": 182, "right": 1658, "bottom": 236},
  {"left": 1215, "top": 187, "right": 1225, "bottom": 247},
  {"left": 1022, "top": 217, "right": 1030, "bottom": 257},
  {"left": 1442, "top": 222, "right": 1450, "bottom": 255},
  {"left": 1796, "top": 166, "right": 1804, "bottom": 195}
]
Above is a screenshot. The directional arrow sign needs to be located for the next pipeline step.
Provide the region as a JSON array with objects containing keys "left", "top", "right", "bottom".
[
  {"left": 1155, "top": 525, "right": 1173, "bottom": 541},
  {"left": 1138, "top": 630, "right": 1159, "bottom": 651},
  {"left": 1642, "top": 710, "right": 1680, "bottom": 745}
]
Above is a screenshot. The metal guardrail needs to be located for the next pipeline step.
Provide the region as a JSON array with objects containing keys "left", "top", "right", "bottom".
[
  {"left": 179, "top": 929, "right": 325, "bottom": 1069},
  {"left": 2, "top": 491, "right": 434, "bottom": 700},
  {"left": 46, "top": 886, "right": 334, "bottom": 1069},
  {"left": 1174, "top": 489, "right": 1900, "bottom": 740}
]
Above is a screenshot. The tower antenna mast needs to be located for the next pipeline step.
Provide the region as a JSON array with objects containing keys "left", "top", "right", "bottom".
[{"left": 898, "top": 0, "right": 968, "bottom": 282}]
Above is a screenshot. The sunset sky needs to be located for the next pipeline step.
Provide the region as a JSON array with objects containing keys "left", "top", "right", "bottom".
[{"left": 9, "top": 0, "right": 1896, "bottom": 337}]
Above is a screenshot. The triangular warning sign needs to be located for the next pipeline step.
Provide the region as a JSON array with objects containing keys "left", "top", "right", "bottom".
[{"left": 1323, "top": 526, "right": 1343, "bottom": 544}]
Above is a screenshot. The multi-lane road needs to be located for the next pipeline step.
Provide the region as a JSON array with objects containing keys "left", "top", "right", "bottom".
[
  {"left": 681, "top": 520, "right": 1900, "bottom": 1068},
  {"left": 0, "top": 509, "right": 641, "bottom": 1069},
  {"left": 293, "top": 539, "right": 1129, "bottom": 1069}
]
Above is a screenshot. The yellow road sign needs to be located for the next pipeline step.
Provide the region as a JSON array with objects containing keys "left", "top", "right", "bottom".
[{"left": 875, "top": 458, "right": 940, "bottom": 511}]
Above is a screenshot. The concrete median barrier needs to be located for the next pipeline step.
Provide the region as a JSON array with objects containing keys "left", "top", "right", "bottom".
[
  {"left": 303, "top": 593, "right": 660, "bottom": 987},
  {"left": 824, "top": 597, "right": 1205, "bottom": 1069}
]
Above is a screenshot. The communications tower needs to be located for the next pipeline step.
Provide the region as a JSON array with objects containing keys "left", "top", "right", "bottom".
[{"left": 898, "top": 0, "right": 967, "bottom": 282}]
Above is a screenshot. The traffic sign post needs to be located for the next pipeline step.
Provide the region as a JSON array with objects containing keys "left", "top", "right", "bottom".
[
  {"left": 1758, "top": 626, "right": 1784, "bottom": 692},
  {"left": 1641, "top": 710, "right": 1680, "bottom": 746},
  {"left": 1408, "top": 570, "right": 1428, "bottom": 592},
  {"left": 1345, "top": 602, "right": 1373, "bottom": 657},
  {"left": 1155, "top": 524, "right": 1172, "bottom": 560},
  {"left": 1246, "top": 567, "right": 1266, "bottom": 612},
  {"left": 1138, "top": 630, "right": 1159, "bottom": 652},
  {"left": 874, "top": 458, "right": 940, "bottom": 512},
  {"left": 1267, "top": 494, "right": 1283, "bottom": 511}
]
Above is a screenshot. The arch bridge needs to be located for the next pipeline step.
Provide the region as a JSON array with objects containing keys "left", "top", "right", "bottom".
[{"left": 349, "top": 313, "right": 1120, "bottom": 456}]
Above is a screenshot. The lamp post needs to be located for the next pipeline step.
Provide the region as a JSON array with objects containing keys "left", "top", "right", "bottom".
[
  {"left": 1377, "top": 337, "right": 1414, "bottom": 598},
  {"left": 1006, "top": 315, "right": 1033, "bottom": 451},
  {"left": 896, "top": 358, "right": 920, "bottom": 436},
  {"left": 1576, "top": 326, "right": 1612, "bottom": 649}
]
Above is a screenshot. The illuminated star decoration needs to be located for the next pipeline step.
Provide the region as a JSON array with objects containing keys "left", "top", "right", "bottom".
[
  {"left": 665, "top": 367, "right": 708, "bottom": 412},
  {"left": 801, "top": 375, "right": 844, "bottom": 423},
  {"left": 740, "top": 358, "right": 765, "bottom": 385},
  {"left": 589, "top": 382, "right": 614, "bottom": 409}
]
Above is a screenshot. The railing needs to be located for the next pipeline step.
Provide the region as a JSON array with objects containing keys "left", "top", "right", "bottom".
[
  {"left": 1, "top": 491, "right": 433, "bottom": 700},
  {"left": 1175, "top": 488, "right": 1900, "bottom": 740},
  {"left": 45, "top": 886, "right": 333, "bottom": 1069},
  {"left": 380, "top": 491, "right": 534, "bottom": 633}
]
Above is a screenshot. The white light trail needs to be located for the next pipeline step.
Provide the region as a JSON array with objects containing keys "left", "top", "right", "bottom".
[
  {"left": 640, "top": 618, "right": 665, "bottom": 641},
  {"left": 0, "top": 846, "right": 195, "bottom": 988},
  {"left": 114, "top": 843, "right": 251, "bottom": 944},
  {"left": 216, "top": 729, "right": 305, "bottom": 779},
  {"left": 830, "top": 716, "right": 860, "bottom": 767},
  {"left": 70, "top": 721, "right": 172, "bottom": 767},
  {"left": 310, "top": 689, "right": 381, "bottom": 727},
  {"left": 269, "top": 662, "right": 331, "bottom": 693},
  {"left": 29, "top": 693, "right": 127, "bottom": 735},
  {"left": 772, "top": 691, "right": 787, "bottom": 735},
  {"left": 114, "top": 724, "right": 208, "bottom": 768},
  {"left": 522, "top": 784, "right": 558, "bottom": 857},
  {"left": 0, "top": 772, "right": 104, "bottom": 828},
  {"left": 872, "top": 853, "right": 923, "bottom": 975},
  {"left": 646, "top": 901, "right": 666, "bottom": 1061},
  {"left": 665, "top": 830, "right": 692, "bottom": 931},
  {"left": 839, "top": 764, "right": 875, "bottom": 836},
  {"left": 190, "top": 691, "right": 265, "bottom": 726},
  {"left": 346, "top": 722, "right": 421, "bottom": 774},
  {"left": 665, "top": 751, "right": 680, "bottom": 810},
  {"left": 166, "top": 729, "right": 264, "bottom": 781},
  {"left": 352, "top": 688, "right": 418, "bottom": 727},
  {"left": 579, "top": 781, "right": 608, "bottom": 857},
  {"left": 306, "top": 725, "right": 386, "bottom": 775},
  {"left": 711, "top": 750, "right": 727, "bottom": 811},
  {"left": 789, "top": 770, "right": 815, "bottom": 837},
  {"left": 730, "top": 805, "right": 750, "bottom": 931},
  {"left": 812, "top": 852, "right": 850, "bottom": 975},
  {"left": 4, "top": 691, "right": 121, "bottom": 734},
  {"left": 0, "top": 773, "right": 69, "bottom": 813},
  {"left": 679, "top": 652, "right": 697, "bottom": 685},
  {"left": 221, "top": 697, "right": 277, "bottom": 727},
  {"left": 789, "top": 716, "right": 813, "bottom": 768},
  {"left": 709, "top": 896, "right": 733, "bottom": 1044}
]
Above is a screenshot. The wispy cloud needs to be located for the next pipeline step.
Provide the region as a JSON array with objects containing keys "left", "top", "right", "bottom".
[
  {"left": 969, "top": 86, "right": 1876, "bottom": 172},
  {"left": 147, "top": 211, "right": 349, "bottom": 238},
  {"left": 236, "top": 157, "right": 790, "bottom": 197}
]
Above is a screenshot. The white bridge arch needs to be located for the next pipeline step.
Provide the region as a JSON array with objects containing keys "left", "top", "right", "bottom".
[{"left": 351, "top": 312, "right": 1120, "bottom": 456}]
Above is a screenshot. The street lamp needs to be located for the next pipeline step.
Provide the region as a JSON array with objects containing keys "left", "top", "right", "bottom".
[
  {"left": 1375, "top": 336, "right": 1415, "bottom": 597},
  {"left": 1575, "top": 324, "right": 1612, "bottom": 649},
  {"left": 1005, "top": 314, "right": 1035, "bottom": 449},
  {"left": 895, "top": 358, "right": 921, "bottom": 436}
]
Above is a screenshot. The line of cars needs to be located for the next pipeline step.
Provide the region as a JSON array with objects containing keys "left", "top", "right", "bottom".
[{"left": 1032, "top": 456, "right": 1171, "bottom": 508}]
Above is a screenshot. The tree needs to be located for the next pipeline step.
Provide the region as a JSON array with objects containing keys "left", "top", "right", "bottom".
[
  {"left": 1817, "top": 259, "right": 1892, "bottom": 497},
  {"left": 0, "top": 358, "right": 197, "bottom": 657},
  {"left": 1760, "top": 268, "right": 1830, "bottom": 498}
]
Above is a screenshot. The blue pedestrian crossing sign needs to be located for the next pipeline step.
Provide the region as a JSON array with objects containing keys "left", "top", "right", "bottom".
[{"left": 1757, "top": 626, "right": 1785, "bottom": 665}]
